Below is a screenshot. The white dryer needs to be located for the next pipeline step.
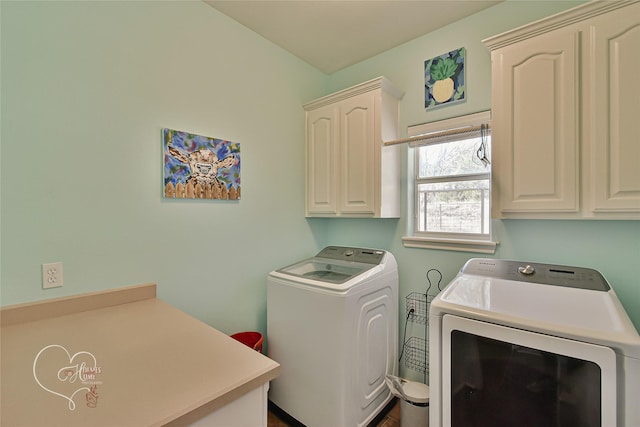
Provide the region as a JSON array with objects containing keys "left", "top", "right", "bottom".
[
  {"left": 267, "top": 246, "right": 398, "bottom": 427},
  {"left": 429, "top": 258, "right": 640, "bottom": 427}
]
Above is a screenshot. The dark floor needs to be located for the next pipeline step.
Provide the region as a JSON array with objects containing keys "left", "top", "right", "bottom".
[{"left": 267, "top": 398, "right": 401, "bottom": 427}]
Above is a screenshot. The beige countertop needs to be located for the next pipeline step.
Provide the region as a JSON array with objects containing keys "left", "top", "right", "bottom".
[{"left": 0, "top": 284, "right": 280, "bottom": 427}]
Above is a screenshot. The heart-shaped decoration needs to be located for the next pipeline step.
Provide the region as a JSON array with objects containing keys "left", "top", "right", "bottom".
[{"left": 33, "top": 344, "right": 100, "bottom": 410}]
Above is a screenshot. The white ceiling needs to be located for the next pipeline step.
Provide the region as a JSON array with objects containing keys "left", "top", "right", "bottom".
[{"left": 204, "top": 1, "right": 502, "bottom": 74}]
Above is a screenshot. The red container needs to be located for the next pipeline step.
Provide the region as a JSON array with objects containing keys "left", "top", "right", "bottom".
[{"left": 230, "top": 331, "right": 264, "bottom": 353}]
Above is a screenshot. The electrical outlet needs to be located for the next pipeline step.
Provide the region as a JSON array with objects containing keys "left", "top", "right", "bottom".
[
  {"left": 42, "top": 262, "right": 63, "bottom": 289},
  {"left": 408, "top": 299, "right": 416, "bottom": 314}
]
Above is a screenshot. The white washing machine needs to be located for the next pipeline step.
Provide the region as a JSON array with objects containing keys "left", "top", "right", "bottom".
[{"left": 267, "top": 246, "right": 398, "bottom": 427}]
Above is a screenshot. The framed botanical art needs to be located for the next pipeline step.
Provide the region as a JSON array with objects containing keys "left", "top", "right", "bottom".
[{"left": 425, "top": 47, "right": 465, "bottom": 109}]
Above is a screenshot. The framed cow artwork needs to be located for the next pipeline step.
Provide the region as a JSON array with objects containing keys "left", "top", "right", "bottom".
[{"left": 163, "top": 128, "right": 241, "bottom": 200}]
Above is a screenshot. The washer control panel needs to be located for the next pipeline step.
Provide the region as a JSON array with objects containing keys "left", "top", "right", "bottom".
[
  {"left": 316, "top": 246, "right": 386, "bottom": 265},
  {"left": 459, "top": 258, "right": 610, "bottom": 291}
]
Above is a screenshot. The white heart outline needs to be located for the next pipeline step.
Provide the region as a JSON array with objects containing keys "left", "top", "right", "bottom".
[{"left": 33, "top": 344, "right": 98, "bottom": 410}]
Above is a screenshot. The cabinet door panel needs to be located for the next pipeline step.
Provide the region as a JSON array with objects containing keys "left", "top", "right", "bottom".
[
  {"left": 306, "top": 106, "right": 338, "bottom": 215},
  {"left": 493, "top": 30, "right": 579, "bottom": 214},
  {"left": 590, "top": 4, "right": 640, "bottom": 213},
  {"left": 340, "top": 93, "right": 375, "bottom": 214}
]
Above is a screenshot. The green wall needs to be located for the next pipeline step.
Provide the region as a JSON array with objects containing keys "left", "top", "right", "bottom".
[
  {"left": 0, "top": 0, "right": 329, "bottom": 334},
  {"left": 321, "top": 0, "right": 640, "bottom": 381},
  {"left": 2, "top": 0, "right": 638, "bottom": 382}
]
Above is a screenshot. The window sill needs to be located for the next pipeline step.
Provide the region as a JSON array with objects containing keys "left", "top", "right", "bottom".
[{"left": 402, "top": 236, "right": 498, "bottom": 254}]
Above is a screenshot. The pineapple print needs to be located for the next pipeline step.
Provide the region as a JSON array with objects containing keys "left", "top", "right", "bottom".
[
  {"left": 425, "top": 48, "right": 465, "bottom": 108},
  {"left": 431, "top": 57, "right": 457, "bottom": 102}
]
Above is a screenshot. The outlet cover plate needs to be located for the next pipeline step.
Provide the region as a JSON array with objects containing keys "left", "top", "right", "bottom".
[{"left": 42, "top": 262, "right": 63, "bottom": 289}]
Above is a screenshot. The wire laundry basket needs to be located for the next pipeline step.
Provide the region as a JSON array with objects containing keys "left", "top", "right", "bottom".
[
  {"left": 405, "top": 292, "right": 433, "bottom": 325},
  {"left": 403, "top": 336, "right": 428, "bottom": 373},
  {"left": 402, "top": 269, "right": 443, "bottom": 375}
]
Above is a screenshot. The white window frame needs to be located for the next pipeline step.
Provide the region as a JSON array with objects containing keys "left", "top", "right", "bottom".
[{"left": 401, "top": 111, "right": 498, "bottom": 253}]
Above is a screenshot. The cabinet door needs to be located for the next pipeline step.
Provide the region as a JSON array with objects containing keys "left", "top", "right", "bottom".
[
  {"left": 339, "top": 92, "right": 376, "bottom": 215},
  {"left": 588, "top": 3, "right": 640, "bottom": 214},
  {"left": 306, "top": 105, "right": 338, "bottom": 215},
  {"left": 492, "top": 29, "right": 580, "bottom": 215}
]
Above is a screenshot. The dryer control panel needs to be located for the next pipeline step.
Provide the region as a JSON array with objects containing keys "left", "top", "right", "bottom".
[
  {"left": 317, "top": 246, "right": 386, "bottom": 265},
  {"left": 460, "top": 258, "right": 610, "bottom": 291}
]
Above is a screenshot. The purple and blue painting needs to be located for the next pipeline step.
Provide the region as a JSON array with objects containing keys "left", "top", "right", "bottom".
[{"left": 163, "top": 128, "right": 241, "bottom": 200}]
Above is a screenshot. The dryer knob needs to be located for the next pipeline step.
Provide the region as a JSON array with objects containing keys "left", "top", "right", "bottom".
[
  {"left": 518, "top": 265, "right": 535, "bottom": 275},
  {"left": 344, "top": 249, "right": 355, "bottom": 256}
]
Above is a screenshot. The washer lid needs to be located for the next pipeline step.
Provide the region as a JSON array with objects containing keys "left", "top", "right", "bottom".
[{"left": 276, "top": 259, "right": 374, "bottom": 284}]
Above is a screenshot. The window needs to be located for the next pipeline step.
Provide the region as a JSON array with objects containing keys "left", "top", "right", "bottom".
[
  {"left": 400, "top": 111, "right": 497, "bottom": 253},
  {"left": 416, "top": 132, "right": 490, "bottom": 235}
]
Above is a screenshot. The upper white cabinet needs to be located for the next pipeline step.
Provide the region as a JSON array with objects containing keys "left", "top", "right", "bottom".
[
  {"left": 304, "top": 77, "right": 404, "bottom": 217},
  {"left": 484, "top": 0, "right": 640, "bottom": 219}
]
